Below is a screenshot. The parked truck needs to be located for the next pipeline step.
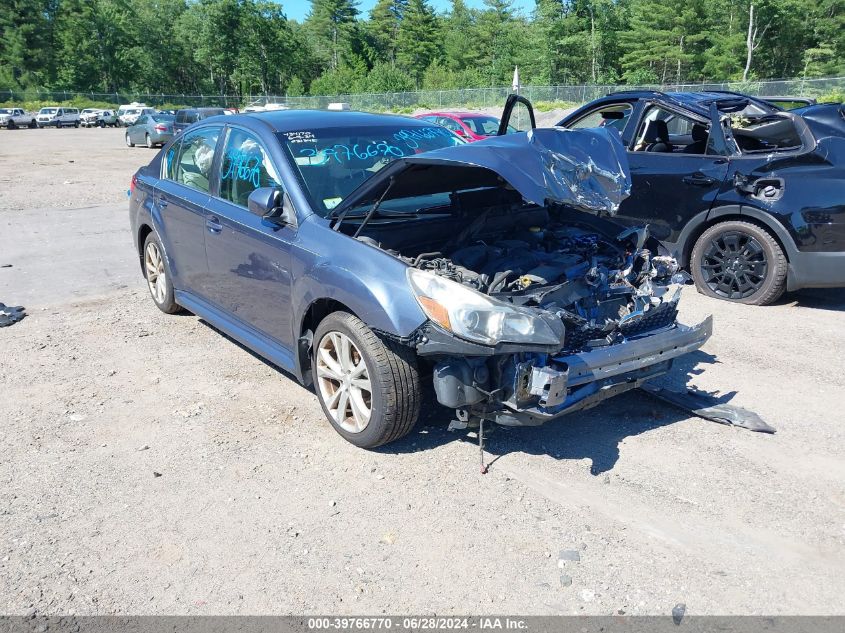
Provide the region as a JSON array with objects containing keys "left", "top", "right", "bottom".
[{"left": 0, "top": 108, "right": 37, "bottom": 129}]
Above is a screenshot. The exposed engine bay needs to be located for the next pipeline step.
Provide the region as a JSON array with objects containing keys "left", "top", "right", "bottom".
[
  {"left": 333, "top": 127, "right": 712, "bottom": 430},
  {"left": 405, "top": 221, "right": 686, "bottom": 353}
]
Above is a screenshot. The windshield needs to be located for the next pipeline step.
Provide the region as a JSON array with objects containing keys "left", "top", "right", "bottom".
[
  {"left": 152, "top": 114, "right": 174, "bottom": 122},
  {"left": 0, "top": 109, "right": 11, "bottom": 115},
  {"left": 459, "top": 115, "right": 503, "bottom": 136},
  {"left": 278, "top": 124, "right": 463, "bottom": 215},
  {"left": 40, "top": 108, "right": 57, "bottom": 114}
]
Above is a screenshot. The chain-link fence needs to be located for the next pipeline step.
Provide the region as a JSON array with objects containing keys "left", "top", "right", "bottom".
[{"left": 2, "top": 77, "right": 843, "bottom": 111}]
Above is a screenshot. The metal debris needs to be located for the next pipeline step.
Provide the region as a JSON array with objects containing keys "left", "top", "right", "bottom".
[
  {"left": 0, "top": 303, "right": 26, "bottom": 327},
  {"left": 640, "top": 383, "right": 776, "bottom": 433}
]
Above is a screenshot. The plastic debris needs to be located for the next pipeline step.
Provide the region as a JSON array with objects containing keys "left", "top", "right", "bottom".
[
  {"left": 0, "top": 303, "right": 26, "bottom": 327},
  {"left": 641, "top": 383, "right": 775, "bottom": 433}
]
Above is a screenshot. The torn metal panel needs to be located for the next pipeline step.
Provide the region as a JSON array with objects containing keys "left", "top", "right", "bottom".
[
  {"left": 640, "top": 382, "right": 775, "bottom": 433},
  {"left": 0, "top": 303, "right": 26, "bottom": 327}
]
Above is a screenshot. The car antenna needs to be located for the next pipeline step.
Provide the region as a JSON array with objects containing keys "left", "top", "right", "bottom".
[{"left": 351, "top": 176, "right": 396, "bottom": 239}]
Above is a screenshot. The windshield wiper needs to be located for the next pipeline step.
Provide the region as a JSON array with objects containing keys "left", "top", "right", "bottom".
[{"left": 353, "top": 176, "right": 395, "bottom": 239}]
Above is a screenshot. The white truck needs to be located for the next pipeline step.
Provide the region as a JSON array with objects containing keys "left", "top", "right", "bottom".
[{"left": 0, "top": 108, "right": 37, "bottom": 129}]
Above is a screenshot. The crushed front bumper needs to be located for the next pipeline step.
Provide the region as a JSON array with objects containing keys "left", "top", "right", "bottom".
[{"left": 431, "top": 316, "right": 713, "bottom": 427}]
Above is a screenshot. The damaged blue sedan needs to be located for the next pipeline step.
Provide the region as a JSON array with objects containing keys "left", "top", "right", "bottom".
[{"left": 128, "top": 109, "right": 711, "bottom": 448}]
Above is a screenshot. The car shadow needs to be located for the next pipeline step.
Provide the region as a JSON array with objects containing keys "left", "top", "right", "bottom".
[
  {"left": 380, "top": 350, "right": 730, "bottom": 476},
  {"left": 778, "top": 287, "right": 845, "bottom": 312},
  {"left": 199, "top": 316, "right": 734, "bottom": 475}
]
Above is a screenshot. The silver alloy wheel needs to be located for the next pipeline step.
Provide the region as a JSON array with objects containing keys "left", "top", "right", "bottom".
[
  {"left": 146, "top": 134, "right": 153, "bottom": 148},
  {"left": 125, "top": 133, "right": 131, "bottom": 146},
  {"left": 144, "top": 241, "right": 167, "bottom": 305},
  {"left": 316, "top": 331, "right": 373, "bottom": 433}
]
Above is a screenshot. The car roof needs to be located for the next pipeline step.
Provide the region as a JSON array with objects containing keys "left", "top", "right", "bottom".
[
  {"left": 599, "top": 90, "right": 779, "bottom": 116},
  {"left": 213, "top": 109, "right": 429, "bottom": 133}
]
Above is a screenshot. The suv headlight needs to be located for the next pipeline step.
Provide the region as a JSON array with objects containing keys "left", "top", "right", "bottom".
[{"left": 407, "top": 268, "right": 561, "bottom": 346}]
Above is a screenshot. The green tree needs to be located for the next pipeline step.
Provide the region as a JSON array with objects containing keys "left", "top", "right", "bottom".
[
  {"left": 0, "top": 0, "right": 56, "bottom": 89},
  {"left": 306, "top": 0, "right": 359, "bottom": 70},
  {"left": 620, "top": 0, "right": 708, "bottom": 83},
  {"left": 367, "top": 0, "right": 407, "bottom": 65},
  {"left": 442, "top": 0, "right": 478, "bottom": 72},
  {"left": 286, "top": 75, "right": 306, "bottom": 96},
  {"left": 395, "top": 0, "right": 439, "bottom": 82}
]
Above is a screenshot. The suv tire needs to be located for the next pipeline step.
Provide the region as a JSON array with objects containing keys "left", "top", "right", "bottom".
[
  {"left": 691, "top": 220, "right": 787, "bottom": 305},
  {"left": 312, "top": 311, "right": 421, "bottom": 448}
]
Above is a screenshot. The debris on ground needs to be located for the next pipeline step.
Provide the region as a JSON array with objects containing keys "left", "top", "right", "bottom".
[
  {"left": 672, "top": 603, "right": 686, "bottom": 625},
  {"left": 0, "top": 303, "right": 26, "bottom": 327},
  {"left": 640, "top": 383, "right": 776, "bottom": 433},
  {"left": 558, "top": 549, "right": 581, "bottom": 564}
]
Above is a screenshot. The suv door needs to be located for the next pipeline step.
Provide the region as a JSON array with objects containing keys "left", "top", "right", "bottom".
[
  {"left": 497, "top": 94, "right": 536, "bottom": 135},
  {"left": 154, "top": 125, "right": 222, "bottom": 295},
  {"left": 202, "top": 126, "right": 296, "bottom": 349},
  {"left": 610, "top": 102, "right": 730, "bottom": 248}
]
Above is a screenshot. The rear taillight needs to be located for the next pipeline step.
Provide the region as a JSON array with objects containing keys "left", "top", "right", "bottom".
[
  {"left": 154, "top": 124, "right": 167, "bottom": 132},
  {"left": 130, "top": 174, "right": 137, "bottom": 195}
]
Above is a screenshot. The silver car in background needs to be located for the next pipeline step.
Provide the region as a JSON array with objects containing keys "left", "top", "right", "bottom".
[{"left": 124, "top": 113, "right": 174, "bottom": 148}]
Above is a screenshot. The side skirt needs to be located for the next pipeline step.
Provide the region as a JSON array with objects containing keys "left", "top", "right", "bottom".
[{"left": 175, "top": 290, "right": 298, "bottom": 377}]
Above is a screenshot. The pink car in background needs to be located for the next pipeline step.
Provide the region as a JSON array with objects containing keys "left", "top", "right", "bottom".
[{"left": 414, "top": 111, "right": 513, "bottom": 142}]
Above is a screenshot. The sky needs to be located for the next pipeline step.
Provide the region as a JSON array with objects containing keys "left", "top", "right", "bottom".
[{"left": 282, "top": 0, "right": 536, "bottom": 22}]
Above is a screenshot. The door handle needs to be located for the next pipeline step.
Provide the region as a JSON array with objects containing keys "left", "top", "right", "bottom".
[
  {"left": 206, "top": 216, "right": 222, "bottom": 234},
  {"left": 157, "top": 198, "right": 168, "bottom": 208},
  {"left": 682, "top": 174, "right": 716, "bottom": 186}
]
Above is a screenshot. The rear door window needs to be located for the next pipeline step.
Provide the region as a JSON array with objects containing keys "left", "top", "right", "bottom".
[
  {"left": 172, "top": 127, "right": 221, "bottom": 194},
  {"left": 217, "top": 128, "right": 282, "bottom": 207}
]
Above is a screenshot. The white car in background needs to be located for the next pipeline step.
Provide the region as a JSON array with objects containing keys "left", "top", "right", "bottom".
[
  {"left": 119, "top": 107, "right": 154, "bottom": 127},
  {"left": 36, "top": 107, "right": 80, "bottom": 128}
]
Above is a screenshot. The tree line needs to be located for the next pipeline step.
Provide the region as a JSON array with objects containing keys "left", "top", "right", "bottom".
[{"left": 1, "top": 0, "right": 842, "bottom": 98}]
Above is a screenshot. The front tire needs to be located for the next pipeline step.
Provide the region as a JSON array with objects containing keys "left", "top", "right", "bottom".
[
  {"left": 691, "top": 220, "right": 787, "bottom": 305},
  {"left": 125, "top": 133, "right": 134, "bottom": 147},
  {"left": 142, "top": 232, "right": 180, "bottom": 314},
  {"left": 312, "top": 312, "right": 421, "bottom": 448}
]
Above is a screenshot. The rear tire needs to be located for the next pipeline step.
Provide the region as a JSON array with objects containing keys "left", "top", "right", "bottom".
[
  {"left": 691, "top": 220, "right": 787, "bottom": 305},
  {"left": 312, "top": 312, "right": 421, "bottom": 448},
  {"left": 145, "top": 133, "right": 154, "bottom": 148},
  {"left": 142, "top": 232, "right": 180, "bottom": 314}
]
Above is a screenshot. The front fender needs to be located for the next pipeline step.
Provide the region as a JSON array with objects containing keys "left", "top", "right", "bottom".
[{"left": 291, "top": 219, "right": 427, "bottom": 339}]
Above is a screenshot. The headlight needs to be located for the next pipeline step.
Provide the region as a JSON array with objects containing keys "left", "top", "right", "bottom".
[{"left": 407, "top": 268, "right": 561, "bottom": 346}]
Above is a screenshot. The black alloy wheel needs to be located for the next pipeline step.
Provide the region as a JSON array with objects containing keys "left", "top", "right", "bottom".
[
  {"left": 700, "top": 230, "right": 768, "bottom": 300},
  {"left": 691, "top": 220, "right": 787, "bottom": 305}
]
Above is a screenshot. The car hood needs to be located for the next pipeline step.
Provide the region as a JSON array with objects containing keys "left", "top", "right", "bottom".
[{"left": 332, "top": 127, "right": 632, "bottom": 216}]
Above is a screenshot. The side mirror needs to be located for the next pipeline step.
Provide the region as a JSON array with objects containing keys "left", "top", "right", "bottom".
[{"left": 247, "top": 187, "right": 297, "bottom": 227}]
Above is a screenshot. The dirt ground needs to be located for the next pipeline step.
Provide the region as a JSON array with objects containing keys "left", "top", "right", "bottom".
[{"left": 1, "top": 127, "right": 844, "bottom": 616}]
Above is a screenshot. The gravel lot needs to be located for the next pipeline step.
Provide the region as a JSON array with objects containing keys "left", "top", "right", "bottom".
[{"left": 1, "top": 127, "right": 844, "bottom": 616}]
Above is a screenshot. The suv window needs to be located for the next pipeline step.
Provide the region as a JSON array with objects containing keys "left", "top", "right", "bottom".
[
  {"left": 632, "top": 105, "right": 710, "bottom": 154},
  {"left": 218, "top": 128, "right": 282, "bottom": 207},
  {"left": 172, "top": 127, "right": 220, "bottom": 193},
  {"left": 570, "top": 103, "right": 633, "bottom": 133}
]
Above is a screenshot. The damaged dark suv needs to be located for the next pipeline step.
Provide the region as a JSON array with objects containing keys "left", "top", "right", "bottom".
[{"left": 128, "top": 109, "right": 711, "bottom": 448}]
